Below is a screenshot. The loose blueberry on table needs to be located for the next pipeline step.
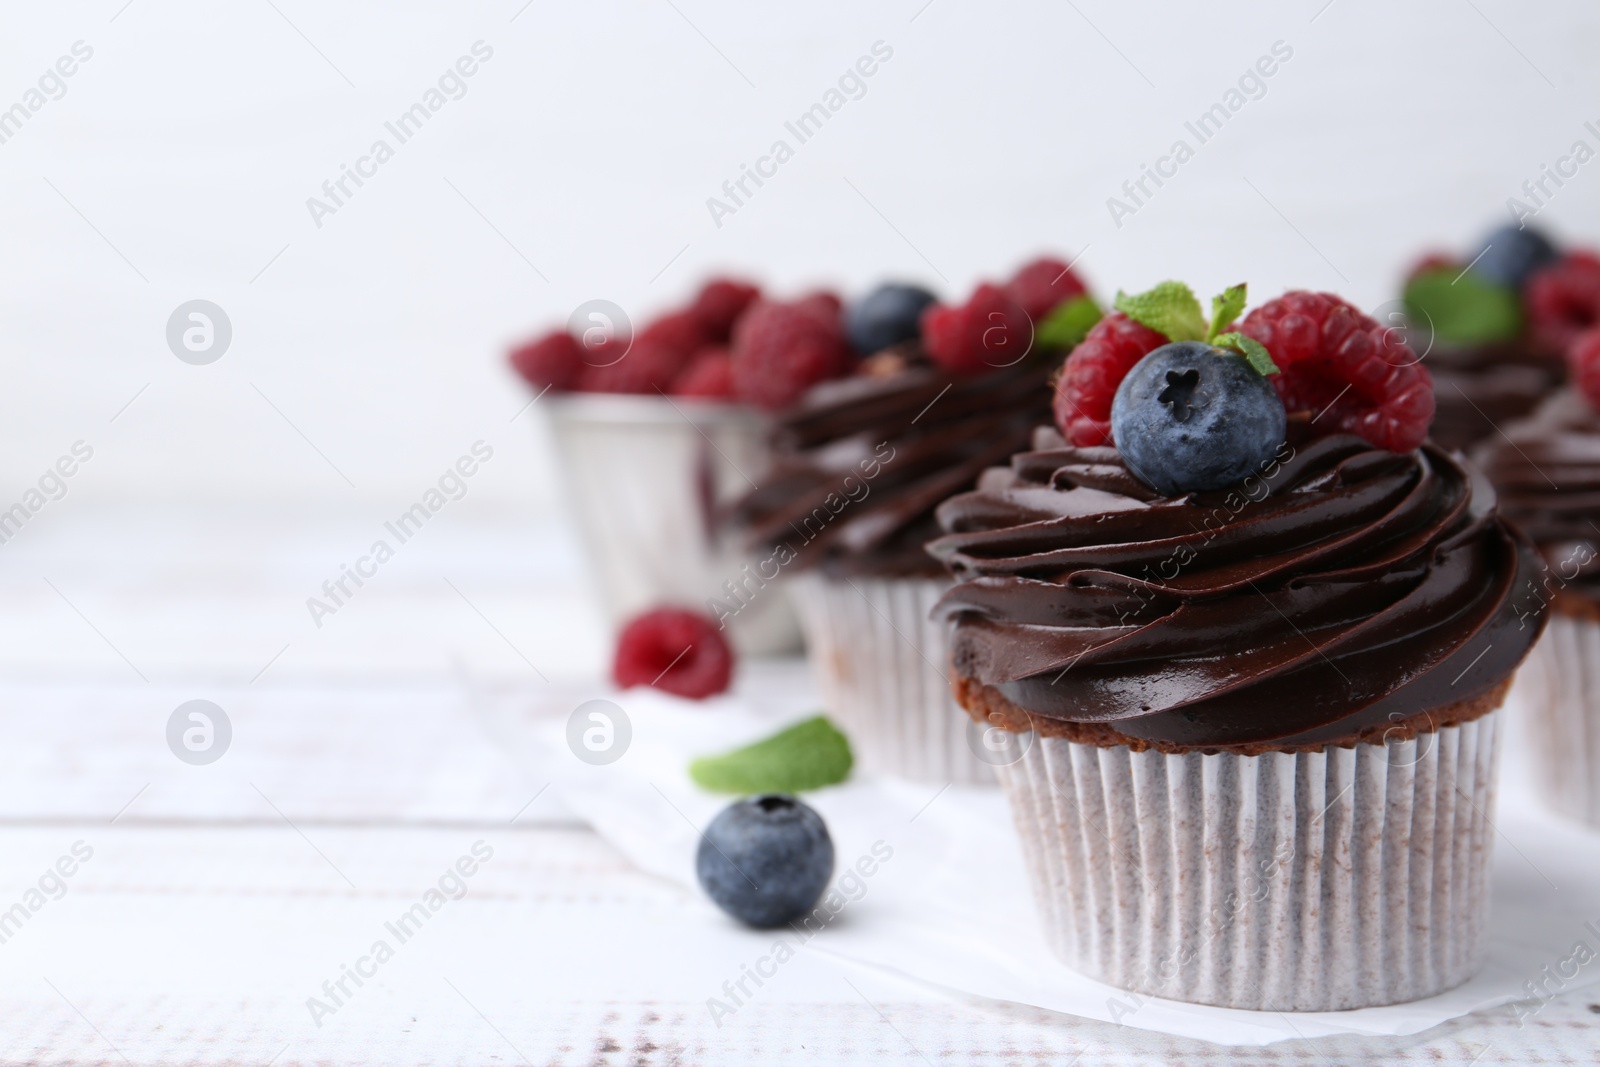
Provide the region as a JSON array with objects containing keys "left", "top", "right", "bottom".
[{"left": 696, "top": 794, "right": 834, "bottom": 928}]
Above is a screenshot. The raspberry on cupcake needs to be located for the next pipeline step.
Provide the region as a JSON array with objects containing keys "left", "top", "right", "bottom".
[{"left": 921, "top": 257, "right": 1097, "bottom": 375}]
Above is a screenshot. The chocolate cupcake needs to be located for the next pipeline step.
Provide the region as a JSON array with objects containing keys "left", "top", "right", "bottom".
[
  {"left": 730, "top": 356, "right": 1053, "bottom": 784},
  {"left": 929, "top": 282, "right": 1545, "bottom": 1010},
  {"left": 1478, "top": 387, "right": 1600, "bottom": 827},
  {"left": 1403, "top": 224, "right": 1595, "bottom": 452},
  {"left": 728, "top": 260, "right": 1097, "bottom": 784}
]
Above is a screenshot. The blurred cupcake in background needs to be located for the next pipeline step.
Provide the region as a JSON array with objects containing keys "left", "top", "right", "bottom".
[
  {"left": 1403, "top": 223, "right": 1600, "bottom": 451},
  {"left": 726, "top": 256, "right": 1100, "bottom": 784},
  {"left": 930, "top": 281, "right": 1544, "bottom": 1009},
  {"left": 1478, "top": 326, "right": 1600, "bottom": 828},
  {"left": 508, "top": 278, "right": 856, "bottom": 655}
]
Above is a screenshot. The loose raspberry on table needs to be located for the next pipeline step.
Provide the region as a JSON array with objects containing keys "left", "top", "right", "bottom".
[
  {"left": 921, "top": 283, "right": 1033, "bottom": 375},
  {"left": 1005, "top": 256, "right": 1088, "bottom": 322},
  {"left": 729, "top": 299, "right": 851, "bottom": 410},
  {"left": 1567, "top": 327, "right": 1600, "bottom": 412},
  {"left": 1526, "top": 252, "right": 1600, "bottom": 355},
  {"left": 508, "top": 330, "right": 586, "bottom": 391},
  {"left": 691, "top": 279, "right": 762, "bottom": 341},
  {"left": 1052, "top": 311, "right": 1168, "bottom": 446},
  {"left": 612, "top": 607, "right": 734, "bottom": 699},
  {"left": 578, "top": 339, "right": 689, "bottom": 394},
  {"left": 670, "top": 347, "right": 735, "bottom": 399},
  {"left": 1238, "top": 290, "right": 1434, "bottom": 454}
]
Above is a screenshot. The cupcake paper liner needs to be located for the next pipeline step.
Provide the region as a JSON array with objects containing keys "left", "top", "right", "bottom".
[
  {"left": 994, "top": 710, "right": 1502, "bottom": 1011},
  {"left": 792, "top": 573, "right": 994, "bottom": 785},
  {"left": 1517, "top": 611, "right": 1600, "bottom": 827}
]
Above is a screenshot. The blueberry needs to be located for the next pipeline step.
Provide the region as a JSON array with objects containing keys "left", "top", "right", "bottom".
[
  {"left": 1470, "top": 223, "right": 1558, "bottom": 290},
  {"left": 844, "top": 283, "right": 938, "bottom": 355},
  {"left": 696, "top": 794, "right": 834, "bottom": 928},
  {"left": 1110, "top": 341, "right": 1287, "bottom": 496}
]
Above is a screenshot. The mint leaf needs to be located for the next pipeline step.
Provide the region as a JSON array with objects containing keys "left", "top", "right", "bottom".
[
  {"left": 1213, "top": 332, "right": 1279, "bottom": 376},
  {"left": 1208, "top": 284, "right": 1248, "bottom": 342},
  {"left": 1113, "top": 281, "right": 1207, "bottom": 343},
  {"left": 689, "top": 716, "right": 853, "bottom": 794},
  {"left": 1403, "top": 268, "right": 1522, "bottom": 346},
  {"left": 1036, "top": 294, "right": 1103, "bottom": 349}
]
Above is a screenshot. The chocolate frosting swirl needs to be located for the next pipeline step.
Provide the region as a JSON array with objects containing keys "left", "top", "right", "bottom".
[
  {"left": 927, "top": 427, "right": 1544, "bottom": 749},
  {"left": 1476, "top": 389, "right": 1600, "bottom": 607},
  {"left": 728, "top": 358, "right": 1052, "bottom": 577},
  {"left": 1426, "top": 341, "right": 1562, "bottom": 452}
]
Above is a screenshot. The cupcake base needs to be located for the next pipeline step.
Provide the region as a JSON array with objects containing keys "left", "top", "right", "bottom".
[
  {"left": 962, "top": 679, "right": 1505, "bottom": 1010},
  {"left": 792, "top": 573, "right": 994, "bottom": 785},
  {"left": 1517, "top": 605, "right": 1600, "bottom": 827}
]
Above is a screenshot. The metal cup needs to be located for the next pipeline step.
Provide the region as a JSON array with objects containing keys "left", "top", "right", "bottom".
[{"left": 542, "top": 393, "right": 802, "bottom": 655}]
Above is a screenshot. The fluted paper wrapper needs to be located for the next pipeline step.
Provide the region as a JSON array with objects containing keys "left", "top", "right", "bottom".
[
  {"left": 1518, "top": 611, "right": 1600, "bottom": 827},
  {"left": 994, "top": 711, "right": 1503, "bottom": 1011},
  {"left": 792, "top": 573, "right": 994, "bottom": 785}
]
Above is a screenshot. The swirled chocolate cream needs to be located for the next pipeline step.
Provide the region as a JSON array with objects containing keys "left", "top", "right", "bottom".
[
  {"left": 726, "top": 350, "right": 1052, "bottom": 578},
  {"left": 1427, "top": 346, "right": 1561, "bottom": 454},
  {"left": 929, "top": 283, "right": 1546, "bottom": 753},
  {"left": 1476, "top": 388, "right": 1600, "bottom": 618}
]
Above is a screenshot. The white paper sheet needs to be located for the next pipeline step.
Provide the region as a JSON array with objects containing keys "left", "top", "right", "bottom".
[{"left": 477, "top": 674, "right": 1600, "bottom": 1046}]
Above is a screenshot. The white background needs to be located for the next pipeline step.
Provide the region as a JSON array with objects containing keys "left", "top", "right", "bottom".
[
  {"left": 0, "top": 0, "right": 1597, "bottom": 679},
  {"left": 2, "top": 0, "right": 1598, "bottom": 507}
]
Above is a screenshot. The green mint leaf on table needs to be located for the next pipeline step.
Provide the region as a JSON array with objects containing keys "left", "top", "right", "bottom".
[
  {"left": 689, "top": 715, "right": 853, "bottom": 794},
  {"left": 1403, "top": 267, "right": 1522, "bottom": 346},
  {"left": 1207, "top": 283, "right": 1248, "bottom": 342},
  {"left": 1113, "top": 281, "right": 1208, "bottom": 342},
  {"left": 1037, "top": 295, "right": 1103, "bottom": 349},
  {"left": 1213, "top": 332, "right": 1279, "bottom": 376}
]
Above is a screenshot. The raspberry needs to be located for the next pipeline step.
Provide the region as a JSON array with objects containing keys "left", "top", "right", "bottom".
[
  {"left": 692, "top": 278, "right": 761, "bottom": 341},
  {"left": 1238, "top": 290, "right": 1434, "bottom": 453},
  {"left": 578, "top": 339, "right": 689, "bottom": 394},
  {"left": 637, "top": 310, "right": 712, "bottom": 359},
  {"left": 670, "top": 347, "right": 735, "bottom": 399},
  {"left": 508, "top": 330, "right": 585, "bottom": 391},
  {"left": 1404, "top": 253, "right": 1460, "bottom": 284},
  {"left": 1005, "top": 256, "right": 1088, "bottom": 322},
  {"left": 920, "top": 284, "right": 1033, "bottom": 374},
  {"left": 1052, "top": 311, "right": 1168, "bottom": 446},
  {"left": 1567, "top": 327, "right": 1600, "bottom": 411},
  {"left": 730, "top": 299, "right": 851, "bottom": 410},
  {"left": 1526, "top": 252, "right": 1600, "bottom": 354},
  {"left": 794, "top": 291, "right": 843, "bottom": 323},
  {"left": 612, "top": 607, "right": 733, "bottom": 699}
]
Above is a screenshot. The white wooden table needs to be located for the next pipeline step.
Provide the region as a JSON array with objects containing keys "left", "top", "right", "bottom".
[{"left": 0, "top": 507, "right": 1593, "bottom": 1065}]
